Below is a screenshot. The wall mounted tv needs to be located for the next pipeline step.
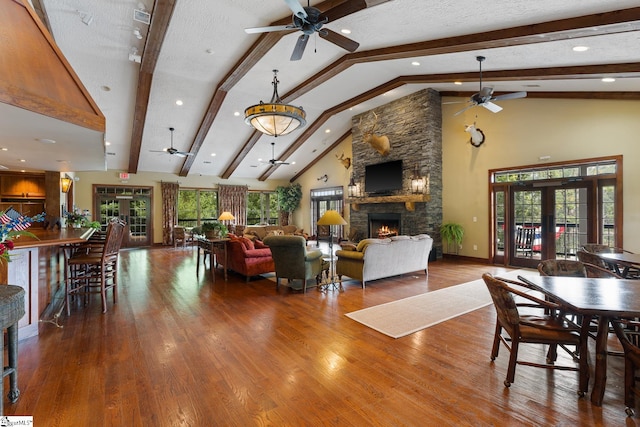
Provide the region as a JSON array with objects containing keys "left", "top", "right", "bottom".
[{"left": 365, "top": 160, "right": 403, "bottom": 195}]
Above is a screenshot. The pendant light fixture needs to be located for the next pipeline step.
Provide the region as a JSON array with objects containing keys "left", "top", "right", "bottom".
[{"left": 244, "top": 70, "right": 306, "bottom": 137}]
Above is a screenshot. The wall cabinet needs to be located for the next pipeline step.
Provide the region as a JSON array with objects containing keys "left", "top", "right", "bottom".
[{"left": 1, "top": 175, "right": 46, "bottom": 199}]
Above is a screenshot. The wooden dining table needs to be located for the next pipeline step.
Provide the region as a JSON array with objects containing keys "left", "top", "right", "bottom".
[
  {"left": 597, "top": 252, "right": 640, "bottom": 278},
  {"left": 516, "top": 274, "right": 640, "bottom": 406}
]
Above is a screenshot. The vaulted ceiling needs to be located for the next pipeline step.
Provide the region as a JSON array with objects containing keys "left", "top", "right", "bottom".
[{"left": 7, "top": 0, "right": 640, "bottom": 181}]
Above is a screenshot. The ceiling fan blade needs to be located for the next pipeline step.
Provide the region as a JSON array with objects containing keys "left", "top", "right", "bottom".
[
  {"left": 284, "top": 0, "right": 308, "bottom": 20},
  {"left": 322, "top": 0, "right": 387, "bottom": 22},
  {"left": 149, "top": 149, "right": 168, "bottom": 153},
  {"left": 482, "top": 102, "right": 503, "bottom": 113},
  {"left": 290, "top": 34, "right": 309, "bottom": 61},
  {"left": 492, "top": 91, "right": 528, "bottom": 101},
  {"left": 177, "top": 152, "right": 194, "bottom": 156},
  {"left": 453, "top": 104, "right": 475, "bottom": 116},
  {"left": 319, "top": 28, "right": 359, "bottom": 52},
  {"left": 244, "top": 24, "right": 295, "bottom": 34}
]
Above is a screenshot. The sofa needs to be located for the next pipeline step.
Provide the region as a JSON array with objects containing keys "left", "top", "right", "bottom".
[
  {"left": 335, "top": 234, "right": 433, "bottom": 288},
  {"left": 243, "top": 225, "right": 308, "bottom": 240},
  {"left": 216, "top": 235, "right": 275, "bottom": 281}
]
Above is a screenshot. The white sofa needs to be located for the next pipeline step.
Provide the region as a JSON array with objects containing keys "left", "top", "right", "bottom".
[{"left": 335, "top": 234, "right": 433, "bottom": 288}]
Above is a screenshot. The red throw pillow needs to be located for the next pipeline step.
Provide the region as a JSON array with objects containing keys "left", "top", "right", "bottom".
[{"left": 241, "top": 237, "right": 255, "bottom": 251}]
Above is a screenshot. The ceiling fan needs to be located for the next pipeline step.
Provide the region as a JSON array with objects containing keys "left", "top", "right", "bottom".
[
  {"left": 244, "top": 0, "right": 360, "bottom": 61},
  {"left": 261, "top": 142, "right": 290, "bottom": 165},
  {"left": 149, "top": 127, "right": 193, "bottom": 158},
  {"left": 453, "top": 56, "right": 527, "bottom": 116}
]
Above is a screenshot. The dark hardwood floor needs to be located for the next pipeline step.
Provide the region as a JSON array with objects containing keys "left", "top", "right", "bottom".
[{"left": 4, "top": 245, "right": 631, "bottom": 425}]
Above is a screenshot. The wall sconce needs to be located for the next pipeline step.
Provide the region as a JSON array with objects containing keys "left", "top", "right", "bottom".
[
  {"left": 60, "top": 175, "right": 73, "bottom": 193},
  {"left": 348, "top": 174, "right": 358, "bottom": 198},
  {"left": 410, "top": 165, "right": 425, "bottom": 194},
  {"left": 317, "top": 174, "right": 328, "bottom": 183}
]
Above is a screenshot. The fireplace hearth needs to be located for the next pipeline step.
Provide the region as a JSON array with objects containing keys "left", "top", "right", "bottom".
[{"left": 368, "top": 213, "right": 401, "bottom": 238}]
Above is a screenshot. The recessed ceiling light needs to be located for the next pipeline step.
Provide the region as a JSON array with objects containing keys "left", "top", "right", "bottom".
[
  {"left": 602, "top": 77, "right": 616, "bottom": 83},
  {"left": 258, "top": 158, "right": 263, "bottom": 162},
  {"left": 105, "top": 141, "right": 111, "bottom": 146},
  {"left": 291, "top": 161, "right": 296, "bottom": 165},
  {"left": 411, "top": 61, "right": 420, "bottom": 66},
  {"left": 38, "top": 138, "right": 56, "bottom": 144},
  {"left": 325, "top": 129, "right": 331, "bottom": 133},
  {"left": 340, "top": 29, "right": 351, "bottom": 34},
  {"left": 234, "top": 111, "right": 240, "bottom": 116},
  {"left": 1, "top": 148, "right": 7, "bottom": 151},
  {"left": 454, "top": 81, "right": 462, "bottom": 85},
  {"left": 19, "top": 159, "right": 26, "bottom": 162},
  {"left": 211, "top": 153, "right": 216, "bottom": 157},
  {"left": 175, "top": 100, "right": 183, "bottom": 106},
  {"left": 572, "top": 46, "right": 589, "bottom": 52}
]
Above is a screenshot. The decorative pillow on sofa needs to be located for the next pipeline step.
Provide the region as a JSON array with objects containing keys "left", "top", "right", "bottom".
[
  {"left": 240, "top": 237, "right": 255, "bottom": 251},
  {"left": 356, "top": 238, "right": 391, "bottom": 252},
  {"left": 265, "top": 230, "right": 284, "bottom": 238},
  {"left": 390, "top": 235, "right": 410, "bottom": 241}
]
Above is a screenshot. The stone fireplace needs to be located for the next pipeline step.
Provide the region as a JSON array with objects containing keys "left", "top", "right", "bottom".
[
  {"left": 368, "top": 213, "right": 401, "bottom": 238},
  {"left": 347, "top": 88, "right": 443, "bottom": 258}
]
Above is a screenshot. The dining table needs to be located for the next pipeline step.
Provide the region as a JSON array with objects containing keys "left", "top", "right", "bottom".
[
  {"left": 597, "top": 252, "right": 640, "bottom": 278},
  {"left": 515, "top": 274, "right": 640, "bottom": 406}
]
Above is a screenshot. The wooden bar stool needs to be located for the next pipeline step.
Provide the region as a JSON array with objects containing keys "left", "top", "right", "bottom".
[{"left": 0, "top": 285, "right": 25, "bottom": 415}]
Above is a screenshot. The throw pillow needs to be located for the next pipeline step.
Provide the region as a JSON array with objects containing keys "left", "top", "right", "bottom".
[{"left": 241, "top": 237, "right": 255, "bottom": 251}]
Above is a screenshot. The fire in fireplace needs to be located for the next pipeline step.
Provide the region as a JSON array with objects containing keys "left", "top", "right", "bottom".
[{"left": 368, "top": 213, "right": 401, "bottom": 238}]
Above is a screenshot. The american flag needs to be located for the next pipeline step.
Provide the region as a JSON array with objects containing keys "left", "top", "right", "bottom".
[{"left": 0, "top": 207, "right": 31, "bottom": 231}]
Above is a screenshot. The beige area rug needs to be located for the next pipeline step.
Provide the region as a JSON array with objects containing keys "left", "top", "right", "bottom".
[{"left": 345, "top": 269, "right": 535, "bottom": 338}]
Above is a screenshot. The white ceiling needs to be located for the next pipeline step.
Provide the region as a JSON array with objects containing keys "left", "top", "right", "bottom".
[{"left": 4, "top": 0, "right": 640, "bottom": 179}]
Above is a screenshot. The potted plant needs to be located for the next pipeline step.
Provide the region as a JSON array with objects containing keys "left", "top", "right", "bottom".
[
  {"left": 201, "top": 221, "right": 228, "bottom": 239},
  {"left": 275, "top": 183, "right": 302, "bottom": 225},
  {"left": 440, "top": 222, "right": 464, "bottom": 255},
  {"left": 65, "top": 210, "right": 87, "bottom": 228}
]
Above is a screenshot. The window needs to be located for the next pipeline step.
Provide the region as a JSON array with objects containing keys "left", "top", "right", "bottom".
[
  {"left": 247, "top": 191, "right": 278, "bottom": 225},
  {"left": 177, "top": 189, "right": 218, "bottom": 227}
]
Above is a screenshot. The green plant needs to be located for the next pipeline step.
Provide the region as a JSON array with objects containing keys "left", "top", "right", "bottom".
[
  {"left": 201, "top": 221, "right": 228, "bottom": 237},
  {"left": 87, "top": 221, "right": 102, "bottom": 230},
  {"left": 440, "top": 222, "right": 464, "bottom": 255},
  {"left": 275, "top": 183, "right": 302, "bottom": 225}
]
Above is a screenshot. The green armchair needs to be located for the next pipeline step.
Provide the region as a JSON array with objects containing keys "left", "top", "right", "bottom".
[{"left": 263, "top": 235, "right": 324, "bottom": 292}]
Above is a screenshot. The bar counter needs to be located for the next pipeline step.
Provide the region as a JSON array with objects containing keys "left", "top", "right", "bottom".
[{"left": 1, "top": 227, "right": 96, "bottom": 339}]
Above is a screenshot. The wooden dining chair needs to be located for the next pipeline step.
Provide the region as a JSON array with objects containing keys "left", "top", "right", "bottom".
[
  {"left": 537, "top": 259, "right": 586, "bottom": 277},
  {"left": 611, "top": 318, "right": 640, "bottom": 416},
  {"left": 482, "top": 273, "right": 590, "bottom": 395},
  {"left": 66, "top": 218, "right": 126, "bottom": 314}
]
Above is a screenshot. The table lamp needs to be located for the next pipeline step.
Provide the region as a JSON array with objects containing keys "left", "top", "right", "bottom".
[
  {"left": 218, "top": 211, "right": 235, "bottom": 232},
  {"left": 317, "top": 210, "right": 347, "bottom": 288}
]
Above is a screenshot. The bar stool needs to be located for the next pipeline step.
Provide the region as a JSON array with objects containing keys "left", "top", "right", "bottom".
[{"left": 0, "top": 285, "right": 25, "bottom": 415}]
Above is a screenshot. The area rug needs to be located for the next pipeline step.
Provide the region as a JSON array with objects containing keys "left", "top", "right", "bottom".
[{"left": 345, "top": 269, "right": 534, "bottom": 338}]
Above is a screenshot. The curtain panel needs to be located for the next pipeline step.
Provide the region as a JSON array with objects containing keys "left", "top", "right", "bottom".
[
  {"left": 161, "top": 182, "right": 179, "bottom": 245},
  {"left": 218, "top": 185, "right": 248, "bottom": 228}
]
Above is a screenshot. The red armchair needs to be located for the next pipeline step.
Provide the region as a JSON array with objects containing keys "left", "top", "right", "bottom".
[{"left": 218, "top": 237, "right": 274, "bottom": 281}]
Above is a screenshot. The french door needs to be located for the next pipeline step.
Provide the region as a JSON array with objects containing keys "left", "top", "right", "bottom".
[
  {"left": 494, "top": 182, "right": 593, "bottom": 269},
  {"left": 94, "top": 186, "right": 153, "bottom": 248}
]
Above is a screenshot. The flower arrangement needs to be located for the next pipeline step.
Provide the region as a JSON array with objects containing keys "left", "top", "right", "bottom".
[
  {"left": 0, "top": 208, "right": 45, "bottom": 263},
  {"left": 65, "top": 209, "right": 88, "bottom": 227}
]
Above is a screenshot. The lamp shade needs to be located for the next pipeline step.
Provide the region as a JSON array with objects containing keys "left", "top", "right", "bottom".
[
  {"left": 60, "top": 176, "right": 73, "bottom": 193},
  {"left": 317, "top": 210, "right": 347, "bottom": 226},
  {"left": 218, "top": 211, "right": 235, "bottom": 221}
]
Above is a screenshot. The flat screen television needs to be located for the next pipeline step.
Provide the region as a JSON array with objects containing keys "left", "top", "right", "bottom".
[{"left": 365, "top": 160, "right": 403, "bottom": 194}]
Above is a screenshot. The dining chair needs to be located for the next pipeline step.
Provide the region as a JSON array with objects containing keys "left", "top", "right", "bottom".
[
  {"left": 576, "top": 249, "right": 614, "bottom": 270},
  {"left": 482, "top": 273, "right": 589, "bottom": 395},
  {"left": 611, "top": 318, "right": 640, "bottom": 416},
  {"left": 66, "top": 218, "right": 126, "bottom": 314},
  {"left": 537, "top": 259, "right": 586, "bottom": 277}
]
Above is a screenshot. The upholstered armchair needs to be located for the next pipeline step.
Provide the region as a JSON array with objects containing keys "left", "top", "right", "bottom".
[{"left": 263, "top": 235, "right": 324, "bottom": 292}]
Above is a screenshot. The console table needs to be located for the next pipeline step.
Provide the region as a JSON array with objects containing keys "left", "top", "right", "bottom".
[{"left": 196, "top": 237, "right": 229, "bottom": 281}]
